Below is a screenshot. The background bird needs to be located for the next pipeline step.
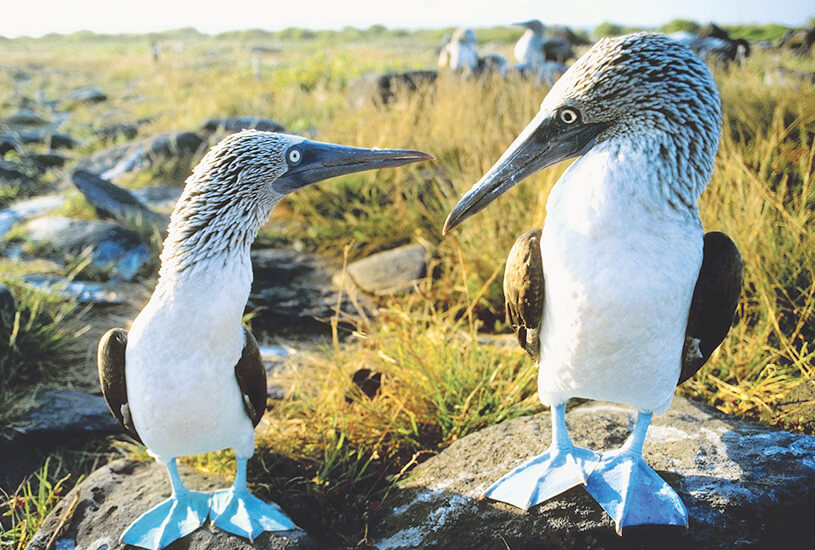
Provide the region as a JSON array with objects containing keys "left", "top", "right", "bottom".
[
  {"left": 438, "top": 27, "right": 480, "bottom": 74},
  {"left": 443, "top": 33, "right": 742, "bottom": 532},
  {"left": 98, "top": 130, "right": 430, "bottom": 549},
  {"left": 513, "top": 20, "right": 572, "bottom": 85}
]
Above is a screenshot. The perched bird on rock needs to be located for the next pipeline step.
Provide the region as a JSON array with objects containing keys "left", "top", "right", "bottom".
[
  {"left": 444, "top": 33, "right": 742, "bottom": 532},
  {"left": 98, "top": 130, "right": 430, "bottom": 549}
]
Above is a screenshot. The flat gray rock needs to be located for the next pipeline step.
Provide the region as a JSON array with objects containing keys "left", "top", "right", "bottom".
[
  {"left": 65, "top": 87, "right": 107, "bottom": 105},
  {"left": 21, "top": 274, "right": 125, "bottom": 304},
  {"left": 71, "top": 170, "right": 169, "bottom": 232},
  {"left": 249, "top": 248, "right": 365, "bottom": 332},
  {"left": 1, "top": 108, "right": 51, "bottom": 127},
  {"left": 372, "top": 397, "right": 815, "bottom": 549},
  {"left": 29, "top": 459, "right": 317, "bottom": 550},
  {"left": 0, "top": 130, "right": 81, "bottom": 150},
  {"left": 76, "top": 131, "right": 204, "bottom": 182},
  {"left": 3, "top": 390, "right": 119, "bottom": 443},
  {"left": 346, "top": 243, "right": 428, "bottom": 295},
  {"left": 21, "top": 216, "right": 152, "bottom": 281},
  {"left": 0, "top": 194, "right": 66, "bottom": 237},
  {"left": 201, "top": 116, "right": 285, "bottom": 136}
]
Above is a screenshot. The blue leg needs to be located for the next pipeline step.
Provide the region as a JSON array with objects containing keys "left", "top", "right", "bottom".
[
  {"left": 210, "top": 457, "right": 299, "bottom": 540},
  {"left": 120, "top": 459, "right": 210, "bottom": 550},
  {"left": 485, "top": 403, "right": 599, "bottom": 511},
  {"left": 585, "top": 411, "right": 688, "bottom": 534}
]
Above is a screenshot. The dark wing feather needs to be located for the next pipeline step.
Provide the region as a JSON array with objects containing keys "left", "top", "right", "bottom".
[
  {"left": 503, "top": 229, "right": 545, "bottom": 360},
  {"left": 679, "top": 231, "right": 743, "bottom": 385},
  {"left": 97, "top": 328, "right": 142, "bottom": 442},
  {"left": 234, "top": 326, "right": 267, "bottom": 427}
]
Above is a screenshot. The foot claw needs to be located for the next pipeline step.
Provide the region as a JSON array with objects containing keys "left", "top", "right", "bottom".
[
  {"left": 485, "top": 445, "right": 599, "bottom": 510},
  {"left": 585, "top": 449, "right": 688, "bottom": 533},
  {"left": 210, "top": 487, "right": 298, "bottom": 540},
  {"left": 120, "top": 491, "right": 210, "bottom": 550}
]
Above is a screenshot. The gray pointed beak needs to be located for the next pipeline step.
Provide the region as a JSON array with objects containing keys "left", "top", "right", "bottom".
[
  {"left": 274, "top": 140, "right": 432, "bottom": 194},
  {"left": 442, "top": 111, "right": 607, "bottom": 234}
]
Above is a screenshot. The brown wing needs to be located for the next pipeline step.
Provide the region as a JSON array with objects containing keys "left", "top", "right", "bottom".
[
  {"left": 97, "top": 328, "right": 142, "bottom": 442},
  {"left": 503, "top": 229, "right": 545, "bottom": 360},
  {"left": 235, "top": 326, "right": 267, "bottom": 427},
  {"left": 679, "top": 231, "right": 743, "bottom": 384}
]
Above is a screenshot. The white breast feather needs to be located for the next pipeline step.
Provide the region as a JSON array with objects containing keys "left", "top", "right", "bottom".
[
  {"left": 125, "top": 259, "right": 256, "bottom": 463},
  {"left": 537, "top": 138, "right": 703, "bottom": 414}
]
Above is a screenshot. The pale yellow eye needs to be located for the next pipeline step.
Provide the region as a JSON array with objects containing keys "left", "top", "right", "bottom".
[
  {"left": 559, "top": 108, "right": 579, "bottom": 124},
  {"left": 288, "top": 149, "right": 302, "bottom": 164}
]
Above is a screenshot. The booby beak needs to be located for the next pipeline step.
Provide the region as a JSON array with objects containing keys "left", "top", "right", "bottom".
[
  {"left": 274, "top": 140, "right": 432, "bottom": 194},
  {"left": 442, "top": 111, "right": 607, "bottom": 234}
]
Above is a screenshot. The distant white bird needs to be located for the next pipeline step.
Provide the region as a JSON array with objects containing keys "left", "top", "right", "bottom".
[
  {"left": 513, "top": 20, "right": 572, "bottom": 85},
  {"left": 514, "top": 19, "right": 547, "bottom": 67},
  {"left": 444, "top": 33, "right": 742, "bottom": 532},
  {"left": 98, "top": 130, "right": 430, "bottom": 549},
  {"left": 439, "top": 28, "right": 479, "bottom": 73}
]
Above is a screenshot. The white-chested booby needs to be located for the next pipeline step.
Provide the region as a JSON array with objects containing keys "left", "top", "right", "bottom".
[
  {"left": 514, "top": 20, "right": 547, "bottom": 67},
  {"left": 98, "top": 130, "right": 431, "bottom": 549},
  {"left": 443, "top": 33, "right": 742, "bottom": 532},
  {"left": 439, "top": 28, "right": 479, "bottom": 73}
]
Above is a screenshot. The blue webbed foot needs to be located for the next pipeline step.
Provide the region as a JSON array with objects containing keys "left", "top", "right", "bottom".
[
  {"left": 120, "top": 490, "right": 210, "bottom": 549},
  {"left": 485, "top": 403, "right": 600, "bottom": 511},
  {"left": 120, "top": 459, "right": 209, "bottom": 549},
  {"left": 209, "top": 457, "right": 298, "bottom": 541},
  {"left": 585, "top": 412, "right": 688, "bottom": 534},
  {"left": 210, "top": 487, "right": 298, "bottom": 540},
  {"left": 485, "top": 444, "right": 599, "bottom": 510}
]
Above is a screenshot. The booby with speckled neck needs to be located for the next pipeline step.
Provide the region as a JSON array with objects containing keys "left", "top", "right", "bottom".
[
  {"left": 443, "top": 33, "right": 742, "bottom": 532},
  {"left": 98, "top": 130, "right": 431, "bottom": 549}
]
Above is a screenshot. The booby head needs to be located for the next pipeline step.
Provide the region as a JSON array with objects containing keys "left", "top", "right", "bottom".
[
  {"left": 161, "top": 130, "right": 431, "bottom": 273},
  {"left": 443, "top": 32, "right": 721, "bottom": 233},
  {"left": 514, "top": 19, "right": 545, "bottom": 36},
  {"left": 451, "top": 27, "right": 477, "bottom": 46}
]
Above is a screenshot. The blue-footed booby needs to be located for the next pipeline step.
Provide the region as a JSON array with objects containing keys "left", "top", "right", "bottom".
[
  {"left": 443, "top": 33, "right": 742, "bottom": 532},
  {"left": 97, "top": 130, "right": 431, "bottom": 549},
  {"left": 514, "top": 20, "right": 547, "bottom": 67},
  {"left": 438, "top": 28, "right": 479, "bottom": 73}
]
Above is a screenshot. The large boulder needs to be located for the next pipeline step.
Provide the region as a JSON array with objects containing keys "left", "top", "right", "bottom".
[
  {"left": 28, "top": 459, "right": 317, "bottom": 550},
  {"left": 372, "top": 397, "right": 815, "bottom": 549}
]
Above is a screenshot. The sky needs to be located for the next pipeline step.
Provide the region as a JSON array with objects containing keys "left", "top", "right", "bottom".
[{"left": 2, "top": 0, "right": 811, "bottom": 38}]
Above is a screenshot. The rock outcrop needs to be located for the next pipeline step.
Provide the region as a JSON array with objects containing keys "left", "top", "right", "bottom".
[
  {"left": 372, "top": 397, "right": 815, "bottom": 549},
  {"left": 28, "top": 459, "right": 317, "bottom": 550}
]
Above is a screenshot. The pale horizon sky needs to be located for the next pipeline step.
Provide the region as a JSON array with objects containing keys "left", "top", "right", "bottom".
[{"left": 2, "top": 0, "right": 812, "bottom": 39}]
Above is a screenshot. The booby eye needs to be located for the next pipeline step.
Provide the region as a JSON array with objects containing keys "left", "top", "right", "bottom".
[
  {"left": 287, "top": 148, "right": 302, "bottom": 164},
  {"left": 559, "top": 108, "right": 579, "bottom": 124}
]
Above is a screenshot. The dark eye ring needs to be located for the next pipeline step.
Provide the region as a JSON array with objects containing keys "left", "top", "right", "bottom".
[
  {"left": 288, "top": 149, "right": 302, "bottom": 164},
  {"left": 559, "top": 108, "right": 579, "bottom": 124}
]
